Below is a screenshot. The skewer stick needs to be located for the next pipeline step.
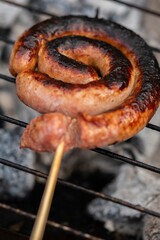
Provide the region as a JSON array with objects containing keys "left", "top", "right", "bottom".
[{"left": 30, "top": 141, "right": 65, "bottom": 240}]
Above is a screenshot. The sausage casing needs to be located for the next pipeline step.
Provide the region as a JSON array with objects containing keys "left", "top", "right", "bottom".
[{"left": 9, "top": 16, "right": 160, "bottom": 152}]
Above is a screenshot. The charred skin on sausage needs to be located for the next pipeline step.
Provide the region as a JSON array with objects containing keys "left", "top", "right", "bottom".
[{"left": 9, "top": 16, "right": 160, "bottom": 152}]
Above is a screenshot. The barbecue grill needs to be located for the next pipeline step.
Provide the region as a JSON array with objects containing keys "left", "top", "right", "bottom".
[{"left": 0, "top": 0, "right": 160, "bottom": 239}]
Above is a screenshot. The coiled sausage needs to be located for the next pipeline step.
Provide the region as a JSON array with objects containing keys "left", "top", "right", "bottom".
[{"left": 9, "top": 16, "right": 160, "bottom": 152}]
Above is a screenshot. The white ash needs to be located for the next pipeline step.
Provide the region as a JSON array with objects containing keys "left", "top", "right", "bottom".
[
  {"left": 142, "top": 0, "right": 160, "bottom": 67},
  {"left": 30, "top": 0, "right": 146, "bottom": 30},
  {"left": 59, "top": 148, "right": 121, "bottom": 179},
  {"left": 0, "top": 0, "right": 29, "bottom": 60},
  {"left": 88, "top": 164, "right": 160, "bottom": 235},
  {"left": 88, "top": 109, "right": 160, "bottom": 236},
  {"left": 0, "top": 127, "right": 35, "bottom": 199},
  {"left": 0, "top": 0, "right": 29, "bottom": 28},
  {"left": 143, "top": 195, "right": 160, "bottom": 240},
  {"left": 83, "top": 0, "right": 146, "bottom": 33}
]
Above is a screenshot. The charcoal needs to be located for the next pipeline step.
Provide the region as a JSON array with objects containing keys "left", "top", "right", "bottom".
[{"left": 0, "top": 127, "right": 35, "bottom": 199}]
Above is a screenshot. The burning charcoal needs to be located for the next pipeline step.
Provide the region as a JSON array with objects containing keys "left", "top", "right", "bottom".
[
  {"left": 0, "top": 0, "right": 29, "bottom": 28},
  {"left": 88, "top": 164, "right": 160, "bottom": 236},
  {"left": 0, "top": 127, "right": 35, "bottom": 199},
  {"left": 143, "top": 195, "right": 160, "bottom": 240},
  {"left": 88, "top": 107, "right": 160, "bottom": 237},
  {"left": 0, "top": 0, "right": 29, "bottom": 61},
  {"left": 30, "top": 0, "right": 146, "bottom": 34},
  {"left": 143, "top": 0, "right": 160, "bottom": 65}
]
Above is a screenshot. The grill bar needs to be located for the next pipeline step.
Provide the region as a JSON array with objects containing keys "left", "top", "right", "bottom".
[
  {"left": 0, "top": 0, "right": 56, "bottom": 17},
  {"left": 107, "top": 0, "right": 160, "bottom": 17},
  {"left": 1, "top": 0, "right": 160, "bottom": 18},
  {"left": 0, "top": 113, "right": 160, "bottom": 174},
  {"left": 0, "top": 157, "right": 160, "bottom": 219},
  {"left": 0, "top": 203, "right": 104, "bottom": 240},
  {"left": 0, "top": 73, "right": 15, "bottom": 83},
  {"left": 147, "top": 123, "right": 160, "bottom": 132},
  {"left": 0, "top": 36, "right": 14, "bottom": 45},
  {"left": 151, "top": 46, "right": 160, "bottom": 53},
  {"left": 0, "top": 114, "right": 27, "bottom": 127},
  {"left": 93, "top": 148, "right": 160, "bottom": 174},
  {"left": 63, "top": 182, "right": 160, "bottom": 219},
  {"left": 0, "top": 111, "right": 160, "bottom": 173},
  {"left": 1, "top": 33, "right": 160, "bottom": 54},
  {"left": 1, "top": 73, "right": 160, "bottom": 132}
]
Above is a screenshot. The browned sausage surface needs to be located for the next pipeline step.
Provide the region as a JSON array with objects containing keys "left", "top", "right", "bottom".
[{"left": 9, "top": 16, "right": 160, "bottom": 152}]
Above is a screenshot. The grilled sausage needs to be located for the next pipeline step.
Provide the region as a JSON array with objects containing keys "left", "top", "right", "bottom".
[{"left": 9, "top": 16, "right": 160, "bottom": 152}]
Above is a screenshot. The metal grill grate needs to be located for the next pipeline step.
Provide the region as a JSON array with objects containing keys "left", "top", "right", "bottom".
[{"left": 0, "top": 0, "right": 160, "bottom": 239}]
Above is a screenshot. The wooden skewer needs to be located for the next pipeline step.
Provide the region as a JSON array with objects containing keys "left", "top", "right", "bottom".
[{"left": 30, "top": 141, "right": 65, "bottom": 240}]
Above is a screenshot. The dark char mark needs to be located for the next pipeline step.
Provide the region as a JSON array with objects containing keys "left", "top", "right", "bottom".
[{"left": 45, "top": 35, "right": 132, "bottom": 90}]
